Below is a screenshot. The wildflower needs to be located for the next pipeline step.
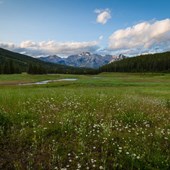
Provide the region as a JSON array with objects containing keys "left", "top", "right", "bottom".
[
  {"left": 77, "top": 163, "right": 81, "bottom": 168},
  {"left": 99, "top": 166, "right": 104, "bottom": 169},
  {"left": 133, "top": 153, "right": 136, "bottom": 157},
  {"left": 137, "top": 156, "right": 140, "bottom": 159}
]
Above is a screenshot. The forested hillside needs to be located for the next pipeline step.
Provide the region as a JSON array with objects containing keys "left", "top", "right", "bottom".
[{"left": 100, "top": 52, "right": 170, "bottom": 72}]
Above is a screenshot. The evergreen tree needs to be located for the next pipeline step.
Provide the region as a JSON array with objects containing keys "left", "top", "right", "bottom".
[
  {"left": 3, "top": 62, "right": 10, "bottom": 74},
  {"left": 9, "top": 60, "right": 15, "bottom": 74}
]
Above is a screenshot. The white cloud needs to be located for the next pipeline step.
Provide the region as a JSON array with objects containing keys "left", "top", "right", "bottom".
[
  {"left": 95, "top": 9, "right": 111, "bottom": 25},
  {"left": 109, "top": 18, "right": 170, "bottom": 55},
  {"left": 99, "top": 35, "right": 103, "bottom": 40},
  {"left": 0, "top": 42, "right": 16, "bottom": 49},
  {"left": 20, "top": 41, "right": 37, "bottom": 48},
  {"left": 0, "top": 40, "right": 99, "bottom": 57}
]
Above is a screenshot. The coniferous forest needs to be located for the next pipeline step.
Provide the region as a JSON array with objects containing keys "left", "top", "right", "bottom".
[{"left": 100, "top": 52, "right": 170, "bottom": 73}]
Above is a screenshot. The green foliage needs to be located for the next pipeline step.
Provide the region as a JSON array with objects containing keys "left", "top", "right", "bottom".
[
  {"left": 100, "top": 51, "right": 170, "bottom": 73},
  {"left": 0, "top": 112, "right": 12, "bottom": 135}
]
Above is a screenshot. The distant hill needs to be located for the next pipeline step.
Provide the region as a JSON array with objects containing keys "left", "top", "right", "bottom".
[
  {"left": 39, "top": 52, "right": 126, "bottom": 68},
  {"left": 0, "top": 48, "right": 96, "bottom": 74},
  {"left": 100, "top": 52, "right": 170, "bottom": 72}
]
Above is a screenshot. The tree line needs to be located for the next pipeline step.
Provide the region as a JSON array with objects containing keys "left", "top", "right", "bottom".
[
  {"left": 0, "top": 60, "right": 98, "bottom": 75},
  {"left": 0, "top": 60, "right": 21, "bottom": 74},
  {"left": 100, "top": 52, "right": 170, "bottom": 73}
]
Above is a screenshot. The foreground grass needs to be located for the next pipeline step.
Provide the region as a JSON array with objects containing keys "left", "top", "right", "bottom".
[{"left": 0, "top": 73, "right": 170, "bottom": 169}]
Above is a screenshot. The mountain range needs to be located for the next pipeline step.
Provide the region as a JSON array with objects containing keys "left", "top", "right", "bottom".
[
  {"left": 39, "top": 52, "right": 127, "bottom": 68},
  {"left": 0, "top": 48, "right": 96, "bottom": 74},
  {"left": 1, "top": 47, "right": 169, "bottom": 74}
]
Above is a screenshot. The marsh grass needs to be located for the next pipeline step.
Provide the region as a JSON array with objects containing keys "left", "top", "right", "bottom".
[
  {"left": 0, "top": 73, "right": 170, "bottom": 169},
  {"left": 166, "top": 99, "right": 170, "bottom": 109}
]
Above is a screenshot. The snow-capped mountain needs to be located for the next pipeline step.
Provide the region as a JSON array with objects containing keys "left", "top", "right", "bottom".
[
  {"left": 64, "top": 52, "right": 114, "bottom": 68},
  {"left": 39, "top": 52, "right": 127, "bottom": 68},
  {"left": 109, "top": 54, "right": 127, "bottom": 63}
]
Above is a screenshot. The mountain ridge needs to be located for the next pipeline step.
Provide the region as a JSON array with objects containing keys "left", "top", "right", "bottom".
[{"left": 39, "top": 52, "right": 127, "bottom": 68}]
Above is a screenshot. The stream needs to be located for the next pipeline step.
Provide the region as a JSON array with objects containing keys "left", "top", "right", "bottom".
[{"left": 19, "top": 78, "right": 77, "bottom": 85}]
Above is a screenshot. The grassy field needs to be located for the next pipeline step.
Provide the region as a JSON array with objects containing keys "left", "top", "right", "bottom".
[{"left": 0, "top": 73, "right": 170, "bottom": 170}]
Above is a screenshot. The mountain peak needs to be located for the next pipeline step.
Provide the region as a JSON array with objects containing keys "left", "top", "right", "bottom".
[
  {"left": 79, "top": 52, "right": 91, "bottom": 56},
  {"left": 119, "top": 54, "right": 126, "bottom": 59}
]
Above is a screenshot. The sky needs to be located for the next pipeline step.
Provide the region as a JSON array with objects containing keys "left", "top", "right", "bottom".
[{"left": 0, "top": 0, "right": 170, "bottom": 57}]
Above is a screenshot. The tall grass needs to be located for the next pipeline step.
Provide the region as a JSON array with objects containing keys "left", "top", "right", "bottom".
[{"left": 0, "top": 73, "right": 170, "bottom": 169}]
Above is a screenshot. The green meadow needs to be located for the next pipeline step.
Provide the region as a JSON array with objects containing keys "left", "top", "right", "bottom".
[{"left": 0, "top": 73, "right": 170, "bottom": 170}]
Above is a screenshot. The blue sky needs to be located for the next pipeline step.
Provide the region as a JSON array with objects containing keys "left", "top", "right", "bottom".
[{"left": 0, "top": 0, "right": 170, "bottom": 57}]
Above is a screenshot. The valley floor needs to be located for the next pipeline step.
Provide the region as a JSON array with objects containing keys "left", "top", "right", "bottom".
[{"left": 0, "top": 73, "right": 170, "bottom": 169}]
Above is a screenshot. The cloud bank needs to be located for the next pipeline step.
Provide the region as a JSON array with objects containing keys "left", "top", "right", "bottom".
[
  {"left": 95, "top": 9, "right": 111, "bottom": 25},
  {"left": 0, "top": 40, "right": 99, "bottom": 57},
  {"left": 109, "top": 18, "right": 170, "bottom": 55}
]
